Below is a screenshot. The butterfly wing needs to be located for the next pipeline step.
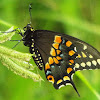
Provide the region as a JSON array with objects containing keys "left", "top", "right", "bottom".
[
  {"left": 61, "top": 33, "right": 100, "bottom": 71},
  {"left": 30, "top": 30, "right": 100, "bottom": 96}
]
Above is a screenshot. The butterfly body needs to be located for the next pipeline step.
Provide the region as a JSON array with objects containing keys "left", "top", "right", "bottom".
[{"left": 22, "top": 24, "right": 100, "bottom": 96}]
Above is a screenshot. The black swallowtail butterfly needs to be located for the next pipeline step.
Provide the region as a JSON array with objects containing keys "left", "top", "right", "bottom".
[
  {"left": 22, "top": 24, "right": 100, "bottom": 96},
  {"left": 5, "top": 4, "right": 100, "bottom": 96}
]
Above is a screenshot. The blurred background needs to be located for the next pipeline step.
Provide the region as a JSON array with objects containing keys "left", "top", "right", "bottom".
[{"left": 0, "top": 0, "right": 100, "bottom": 100}]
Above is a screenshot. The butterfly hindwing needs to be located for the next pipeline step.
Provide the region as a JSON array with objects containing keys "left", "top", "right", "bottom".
[{"left": 45, "top": 35, "right": 76, "bottom": 88}]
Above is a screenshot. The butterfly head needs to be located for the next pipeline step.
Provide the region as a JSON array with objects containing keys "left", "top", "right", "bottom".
[
  {"left": 23, "top": 24, "right": 34, "bottom": 31},
  {"left": 21, "top": 24, "right": 34, "bottom": 47}
]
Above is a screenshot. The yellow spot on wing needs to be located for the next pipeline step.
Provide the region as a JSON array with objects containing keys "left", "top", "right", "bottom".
[
  {"left": 53, "top": 57, "right": 59, "bottom": 64},
  {"left": 81, "top": 62, "right": 86, "bottom": 67},
  {"left": 47, "top": 75, "right": 54, "bottom": 83},
  {"left": 45, "top": 63, "right": 50, "bottom": 71},
  {"left": 69, "top": 50, "right": 75, "bottom": 56},
  {"left": 63, "top": 76, "right": 70, "bottom": 81},
  {"left": 75, "top": 63, "right": 80, "bottom": 68},
  {"left": 48, "top": 57, "right": 54, "bottom": 65},
  {"left": 97, "top": 59, "right": 100, "bottom": 65},
  {"left": 83, "top": 45, "right": 87, "bottom": 50},
  {"left": 50, "top": 48, "right": 56, "bottom": 56},
  {"left": 67, "top": 68, "right": 73, "bottom": 74},
  {"left": 81, "top": 52, "right": 87, "bottom": 58},
  {"left": 86, "top": 61, "right": 91, "bottom": 67},
  {"left": 57, "top": 79, "right": 63, "bottom": 84},
  {"left": 54, "top": 36, "right": 62, "bottom": 43},
  {"left": 52, "top": 43, "right": 59, "bottom": 49},
  {"left": 69, "top": 63, "right": 72, "bottom": 65},
  {"left": 89, "top": 54, "right": 93, "bottom": 58},
  {"left": 77, "top": 54, "right": 81, "bottom": 58},
  {"left": 66, "top": 41, "right": 72, "bottom": 47},
  {"left": 92, "top": 60, "right": 97, "bottom": 66}
]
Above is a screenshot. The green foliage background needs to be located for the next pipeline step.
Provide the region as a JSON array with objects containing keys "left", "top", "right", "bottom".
[{"left": 0, "top": 0, "right": 100, "bottom": 100}]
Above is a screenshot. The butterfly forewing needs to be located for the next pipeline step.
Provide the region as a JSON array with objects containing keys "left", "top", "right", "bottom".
[{"left": 64, "top": 35, "right": 100, "bottom": 71}]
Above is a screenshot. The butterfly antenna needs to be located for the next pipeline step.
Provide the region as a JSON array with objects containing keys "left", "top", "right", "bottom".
[
  {"left": 29, "top": 3, "right": 32, "bottom": 25},
  {"left": 71, "top": 80, "right": 80, "bottom": 97}
]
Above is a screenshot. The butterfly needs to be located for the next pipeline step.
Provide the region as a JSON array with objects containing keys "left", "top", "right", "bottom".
[
  {"left": 4, "top": 4, "right": 100, "bottom": 96},
  {"left": 20, "top": 23, "right": 100, "bottom": 96}
]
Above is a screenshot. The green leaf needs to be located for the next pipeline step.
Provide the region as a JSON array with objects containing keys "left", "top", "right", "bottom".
[
  {"left": 0, "top": 45, "right": 33, "bottom": 61},
  {"left": 0, "top": 26, "right": 15, "bottom": 43},
  {"left": 0, "top": 53, "right": 42, "bottom": 81},
  {"left": 76, "top": 72, "right": 100, "bottom": 99}
]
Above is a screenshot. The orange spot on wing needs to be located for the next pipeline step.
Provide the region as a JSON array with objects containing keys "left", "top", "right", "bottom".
[
  {"left": 52, "top": 43, "right": 59, "bottom": 49},
  {"left": 53, "top": 57, "right": 59, "bottom": 64},
  {"left": 66, "top": 41, "right": 72, "bottom": 47},
  {"left": 56, "top": 56, "right": 62, "bottom": 60},
  {"left": 57, "top": 79, "right": 63, "bottom": 84},
  {"left": 69, "top": 60, "right": 74, "bottom": 64},
  {"left": 54, "top": 36, "right": 62, "bottom": 43},
  {"left": 67, "top": 68, "right": 73, "bottom": 74},
  {"left": 48, "top": 57, "right": 54, "bottom": 65},
  {"left": 56, "top": 50, "right": 61, "bottom": 55},
  {"left": 63, "top": 76, "right": 70, "bottom": 81},
  {"left": 69, "top": 50, "right": 75, "bottom": 56},
  {"left": 47, "top": 75, "right": 54, "bottom": 83},
  {"left": 45, "top": 63, "right": 50, "bottom": 71},
  {"left": 50, "top": 48, "right": 56, "bottom": 56}
]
